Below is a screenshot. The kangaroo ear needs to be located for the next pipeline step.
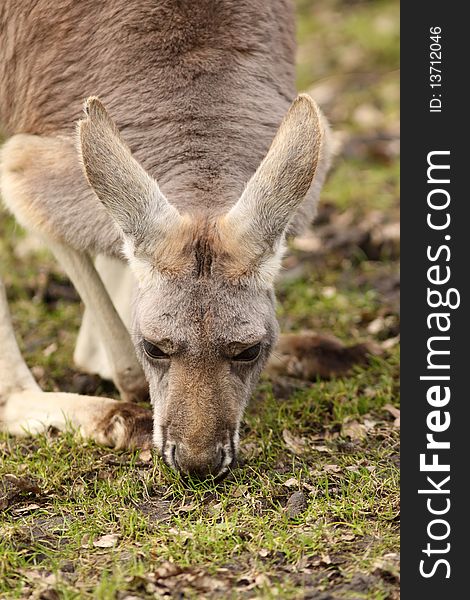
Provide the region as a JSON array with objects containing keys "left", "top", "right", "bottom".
[
  {"left": 223, "top": 94, "right": 327, "bottom": 279},
  {"left": 77, "top": 97, "right": 181, "bottom": 254}
]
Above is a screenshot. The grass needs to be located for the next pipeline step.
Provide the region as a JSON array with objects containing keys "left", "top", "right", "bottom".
[
  {"left": 0, "top": 352, "right": 399, "bottom": 597},
  {"left": 0, "top": 0, "right": 400, "bottom": 597}
]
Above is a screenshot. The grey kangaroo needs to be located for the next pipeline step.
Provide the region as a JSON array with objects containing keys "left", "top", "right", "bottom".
[{"left": 0, "top": 0, "right": 333, "bottom": 478}]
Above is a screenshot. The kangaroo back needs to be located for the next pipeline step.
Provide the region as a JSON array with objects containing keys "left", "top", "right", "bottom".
[{"left": 1, "top": 0, "right": 296, "bottom": 206}]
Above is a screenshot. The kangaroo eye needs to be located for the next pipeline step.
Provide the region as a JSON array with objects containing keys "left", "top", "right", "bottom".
[
  {"left": 143, "top": 339, "right": 169, "bottom": 359},
  {"left": 233, "top": 343, "right": 261, "bottom": 362}
]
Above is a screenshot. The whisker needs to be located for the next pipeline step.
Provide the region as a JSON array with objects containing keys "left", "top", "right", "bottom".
[{"left": 269, "top": 350, "right": 285, "bottom": 361}]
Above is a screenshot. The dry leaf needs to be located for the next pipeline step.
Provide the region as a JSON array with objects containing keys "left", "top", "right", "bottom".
[
  {"left": 381, "top": 335, "right": 400, "bottom": 350},
  {"left": 311, "top": 444, "right": 331, "bottom": 453},
  {"left": 367, "top": 316, "right": 386, "bottom": 335},
  {"left": 322, "top": 286, "right": 336, "bottom": 298},
  {"left": 384, "top": 404, "right": 400, "bottom": 418},
  {"left": 373, "top": 552, "right": 400, "bottom": 581},
  {"left": 384, "top": 403, "right": 400, "bottom": 428},
  {"left": 31, "top": 365, "right": 45, "bottom": 380},
  {"left": 12, "top": 503, "right": 41, "bottom": 514},
  {"left": 23, "top": 571, "right": 59, "bottom": 586},
  {"left": 254, "top": 573, "right": 270, "bottom": 587},
  {"left": 93, "top": 533, "right": 119, "bottom": 548},
  {"left": 282, "top": 429, "right": 307, "bottom": 455},
  {"left": 240, "top": 440, "right": 262, "bottom": 458},
  {"left": 323, "top": 464, "right": 342, "bottom": 473},
  {"left": 363, "top": 418, "right": 378, "bottom": 430},
  {"left": 0, "top": 474, "right": 41, "bottom": 510},
  {"left": 341, "top": 419, "right": 367, "bottom": 441},
  {"left": 232, "top": 484, "right": 248, "bottom": 497},
  {"left": 193, "top": 575, "right": 228, "bottom": 592},
  {"left": 283, "top": 477, "right": 299, "bottom": 488},
  {"left": 301, "top": 481, "right": 317, "bottom": 494},
  {"left": 43, "top": 342, "right": 58, "bottom": 357},
  {"left": 154, "top": 561, "right": 181, "bottom": 579}
]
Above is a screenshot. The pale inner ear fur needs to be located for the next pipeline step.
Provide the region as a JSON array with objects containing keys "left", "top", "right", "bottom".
[{"left": 77, "top": 97, "right": 182, "bottom": 256}]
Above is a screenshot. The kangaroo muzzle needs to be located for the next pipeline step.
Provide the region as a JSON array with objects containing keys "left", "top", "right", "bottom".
[{"left": 164, "top": 432, "right": 236, "bottom": 479}]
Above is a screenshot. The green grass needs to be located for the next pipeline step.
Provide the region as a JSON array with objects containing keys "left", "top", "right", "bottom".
[
  {"left": 0, "top": 0, "right": 399, "bottom": 597},
  {"left": 324, "top": 158, "right": 400, "bottom": 214},
  {"left": 0, "top": 350, "right": 399, "bottom": 597}
]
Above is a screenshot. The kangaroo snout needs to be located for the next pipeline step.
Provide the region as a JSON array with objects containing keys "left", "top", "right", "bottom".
[
  {"left": 175, "top": 445, "right": 225, "bottom": 478},
  {"left": 166, "top": 437, "right": 235, "bottom": 479}
]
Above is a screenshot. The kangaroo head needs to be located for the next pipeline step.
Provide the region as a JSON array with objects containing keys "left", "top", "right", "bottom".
[{"left": 78, "top": 95, "right": 325, "bottom": 478}]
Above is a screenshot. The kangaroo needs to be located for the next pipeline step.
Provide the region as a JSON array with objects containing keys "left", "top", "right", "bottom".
[{"left": 0, "top": 0, "right": 333, "bottom": 478}]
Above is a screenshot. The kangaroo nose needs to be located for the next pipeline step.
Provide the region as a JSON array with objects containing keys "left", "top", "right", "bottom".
[{"left": 173, "top": 445, "right": 226, "bottom": 478}]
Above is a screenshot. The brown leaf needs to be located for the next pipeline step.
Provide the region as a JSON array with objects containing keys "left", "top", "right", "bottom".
[
  {"left": 384, "top": 404, "right": 400, "bottom": 419},
  {"left": 384, "top": 404, "right": 400, "bottom": 428},
  {"left": 43, "top": 342, "right": 58, "bottom": 357},
  {"left": 0, "top": 474, "right": 41, "bottom": 510},
  {"left": 373, "top": 552, "right": 400, "bottom": 583},
  {"left": 311, "top": 444, "right": 331, "bottom": 453},
  {"left": 282, "top": 429, "right": 307, "bottom": 455},
  {"left": 301, "top": 481, "right": 317, "bottom": 494},
  {"left": 367, "top": 316, "right": 387, "bottom": 335},
  {"left": 254, "top": 573, "right": 270, "bottom": 587},
  {"left": 270, "top": 332, "right": 381, "bottom": 381},
  {"left": 192, "top": 575, "right": 228, "bottom": 592},
  {"left": 341, "top": 419, "right": 367, "bottom": 441},
  {"left": 382, "top": 335, "right": 400, "bottom": 350},
  {"left": 154, "top": 561, "right": 181, "bottom": 579},
  {"left": 363, "top": 418, "right": 378, "bottom": 431},
  {"left": 12, "top": 503, "right": 41, "bottom": 515},
  {"left": 283, "top": 477, "right": 299, "bottom": 488},
  {"left": 323, "top": 464, "right": 342, "bottom": 473},
  {"left": 232, "top": 484, "right": 249, "bottom": 497},
  {"left": 93, "top": 533, "right": 119, "bottom": 548}
]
